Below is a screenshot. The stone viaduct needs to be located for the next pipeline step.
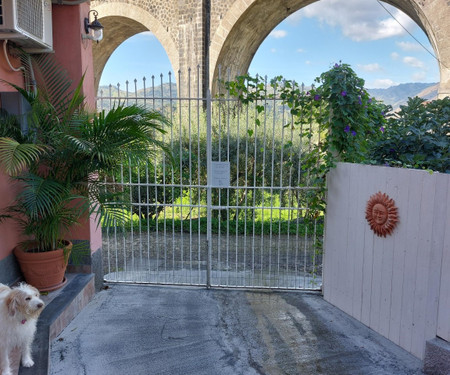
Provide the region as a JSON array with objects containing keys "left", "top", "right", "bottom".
[{"left": 91, "top": 0, "right": 450, "bottom": 97}]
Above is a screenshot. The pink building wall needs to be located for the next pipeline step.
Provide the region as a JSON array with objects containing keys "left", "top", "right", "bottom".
[
  {"left": 0, "top": 2, "right": 101, "bottom": 262},
  {"left": 52, "top": 3, "right": 102, "bottom": 254},
  {"left": 0, "top": 174, "right": 21, "bottom": 260},
  {"left": 52, "top": 3, "right": 96, "bottom": 110},
  {"left": 0, "top": 33, "right": 31, "bottom": 261}
]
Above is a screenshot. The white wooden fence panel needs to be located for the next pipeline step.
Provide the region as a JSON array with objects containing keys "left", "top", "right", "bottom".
[
  {"left": 324, "top": 163, "right": 450, "bottom": 359},
  {"left": 388, "top": 168, "right": 411, "bottom": 345},
  {"left": 349, "top": 164, "right": 368, "bottom": 321},
  {"left": 323, "top": 165, "right": 349, "bottom": 308},
  {"left": 343, "top": 163, "right": 358, "bottom": 316},
  {"left": 437, "top": 177, "right": 450, "bottom": 341},
  {"left": 411, "top": 173, "right": 436, "bottom": 357},
  {"left": 337, "top": 166, "right": 352, "bottom": 314},
  {"left": 378, "top": 168, "right": 397, "bottom": 339},
  {"left": 426, "top": 174, "right": 448, "bottom": 342},
  {"left": 360, "top": 166, "right": 384, "bottom": 327},
  {"left": 368, "top": 168, "right": 387, "bottom": 334},
  {"left": 399, "top": 171, "right": 423, "bottom": 353}
]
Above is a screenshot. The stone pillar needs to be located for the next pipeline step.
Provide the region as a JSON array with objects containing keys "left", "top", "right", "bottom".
[
  {"left": 417, "top": 0, "right": 450, "bottom": 98},
  {"left": 437, "top": 57, "right": 450, "bottom": 98},
  {"left": 176, "top": 0, "right": 207, "bottom": 98}
]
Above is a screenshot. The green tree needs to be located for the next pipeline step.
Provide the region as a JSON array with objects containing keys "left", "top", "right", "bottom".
[{"left": 368, "top": 96, "right": 450, "bottom": 173}]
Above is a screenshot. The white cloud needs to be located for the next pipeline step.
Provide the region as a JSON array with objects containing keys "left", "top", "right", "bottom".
[
  {"left": 403, "top": 56, "right": 425, "bottom": 68},
  {"left": 298, "top": 0, "right": 415, "bottom": 41},
  {"left": 286, "top": 11, "right": 303, "bottom": 25},
  {"left": 269, "top": 30, "right": 287, "bottom": 39},
  {"left": 412, "top": 71, "right": 427, "bottom": 81},
  {"left": 270, "top": 48, "right": 277, "bottom": 53},
  {"left": 397, "top": 41, "right": 422, "bottom": 52},
  {"left": 371, "top": 78, "right": 398, "bottom": 88},
  {"left": 391, "top": 52, "right": 400, "bottom": 60},
  {"left": 358, "top": 63, "right": 382, "bottom": 72},
  {"left": 297, "top": 48, "right": 305, "bottom": 53}
]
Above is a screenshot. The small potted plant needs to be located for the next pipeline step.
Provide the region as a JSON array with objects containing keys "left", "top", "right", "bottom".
[{"left": 0, "top": 56, "right": 171, "bottom": 291}]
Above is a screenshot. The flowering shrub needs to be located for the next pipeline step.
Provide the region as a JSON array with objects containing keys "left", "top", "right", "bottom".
[
  {"left": 223, "top": 64, "right": 388, "bottom": 219},
  {"left": 313, "top": 63, "right": 388, "bottom": 162}
]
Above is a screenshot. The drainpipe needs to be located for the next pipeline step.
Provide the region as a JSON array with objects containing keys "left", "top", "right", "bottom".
[
  {"left": 51, "top": 0, "right": 89, "bottom": 4},
  {"left": 203, "top": 0, "right": 211, "bottom": 102}
]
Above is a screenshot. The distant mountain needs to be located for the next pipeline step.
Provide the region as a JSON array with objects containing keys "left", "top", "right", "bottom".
[
  {"left": 367, "top": 82, "right": 438, "bottom": 109},
  {"left": 97, "top": 82, "right": 439, "bottom": 111},
  {"left": 97, "top": 83, "right": 177, "bottom": 111}
]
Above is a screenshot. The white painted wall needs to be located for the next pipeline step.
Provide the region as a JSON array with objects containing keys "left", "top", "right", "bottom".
[{"left": 323, "top": 163, "right": 450, "bottom": 360}]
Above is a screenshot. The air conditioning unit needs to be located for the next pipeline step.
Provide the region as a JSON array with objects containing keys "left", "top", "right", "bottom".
[{"left": 0, "top": 0, "right": 53, "bottom": 53}]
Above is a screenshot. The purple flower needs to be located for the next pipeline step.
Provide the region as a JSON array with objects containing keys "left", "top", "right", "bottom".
[
  {"left": 358, "top": 96, "right": 362, "bottom": 105},
  {"left": 341, "top": 91, "right": 347, "bottom": 97},
  {"left": 389, "top": 148, "right": 395, "bottom": 153},
  {"left": 380, "top": 126, "right": 385, "bottom": 133},
  {"left": 306, "top": 91, "right": 310, "bottom": 96},
  {"left": 344, "top": 125, "right": 350, "bottom": 133},
  {"left": 351, "top": 130, "right": 357, "bottom": 136},
  {"left": 334, "top": 63, "right": 340, "bottom": 68},
  {"left": 314, "top": 94, "right": 321, "bottom": 101},
  {"left": 368, "top": 98, "right": 373, "bottom": 104}
]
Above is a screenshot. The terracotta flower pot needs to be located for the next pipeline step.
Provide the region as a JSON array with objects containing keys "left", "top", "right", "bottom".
[{"left": 13, "top": 240, "right": 72, "bottom": 292}]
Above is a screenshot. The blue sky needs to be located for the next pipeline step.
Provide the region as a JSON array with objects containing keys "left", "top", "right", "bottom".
[{"left": 99, "top": 0, "right": 440, "bottom": 89}]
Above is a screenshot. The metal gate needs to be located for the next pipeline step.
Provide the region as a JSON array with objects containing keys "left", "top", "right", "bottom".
[{"left": 97, "top": 68, "right": 323, "bottom": 290}]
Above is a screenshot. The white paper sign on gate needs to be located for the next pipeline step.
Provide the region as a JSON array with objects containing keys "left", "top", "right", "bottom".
[{"left": 211, "top": 161, "right": 230, "bottom": 187}]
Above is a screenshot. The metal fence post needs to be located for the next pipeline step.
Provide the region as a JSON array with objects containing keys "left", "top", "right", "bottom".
[{"left": 206, "top": 89, "right": 212, "bottom": 289}]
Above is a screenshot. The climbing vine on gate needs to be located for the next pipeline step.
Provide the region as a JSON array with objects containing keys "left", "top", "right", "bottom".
[{"left": 223, "top": 62, "right": 388, "bottom": 238}]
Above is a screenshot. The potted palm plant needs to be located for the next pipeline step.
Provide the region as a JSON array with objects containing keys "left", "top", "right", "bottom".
[{"left": 0, "top": 56, "right": 171, "bottom": 291}]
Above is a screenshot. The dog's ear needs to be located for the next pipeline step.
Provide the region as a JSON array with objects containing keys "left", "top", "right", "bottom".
[{"left": 6, "top": 289, "right": 20, "bottom": 316}]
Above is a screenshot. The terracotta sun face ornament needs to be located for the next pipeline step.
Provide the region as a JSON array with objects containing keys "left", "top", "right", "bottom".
[{"left": 365, "top": 192, "right": 399, "bottom": 237}]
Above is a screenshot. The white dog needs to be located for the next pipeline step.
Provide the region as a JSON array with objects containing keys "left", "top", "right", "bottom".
[{"left": 0, "top": 283, "right": 45, "bottom": 375}]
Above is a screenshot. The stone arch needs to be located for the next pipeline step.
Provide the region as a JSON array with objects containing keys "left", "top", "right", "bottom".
[
  {"left": 89, "top": 3, "right": 179, "bottom": 92},
  {"left": 211, "top": 0, "right": 450, "bottom": 97}
]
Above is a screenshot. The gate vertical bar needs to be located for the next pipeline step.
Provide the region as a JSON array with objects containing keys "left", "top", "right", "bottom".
[{"left": 206, "top": 89, "right": 212, "bottom": 288}]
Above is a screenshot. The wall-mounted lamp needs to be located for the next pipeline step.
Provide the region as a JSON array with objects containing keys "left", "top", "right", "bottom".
[{"left": 83, "top": 10, "right": 104, "bottom": 42}]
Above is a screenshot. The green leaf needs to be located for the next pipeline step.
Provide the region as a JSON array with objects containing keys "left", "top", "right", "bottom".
[{"left": 0, "top": 138, "right": 46, "bottom": 175}]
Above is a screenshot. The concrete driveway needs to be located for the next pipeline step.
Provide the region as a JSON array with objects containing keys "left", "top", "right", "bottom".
[{"left": 50, "top": 284, "right": 424, "bottom": 375}]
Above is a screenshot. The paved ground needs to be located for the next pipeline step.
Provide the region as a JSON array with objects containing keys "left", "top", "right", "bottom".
[
  {"left": 50, "top": 284, "right": 424, "bottom": 375},
  {"left": 102, "top": 232, "right": 322, "bottom": 289}
]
